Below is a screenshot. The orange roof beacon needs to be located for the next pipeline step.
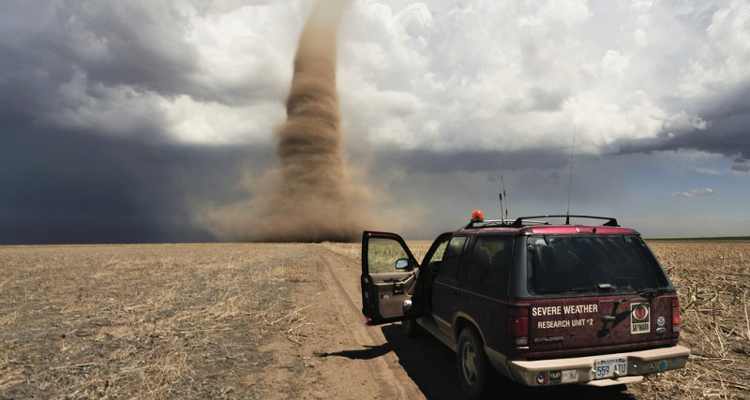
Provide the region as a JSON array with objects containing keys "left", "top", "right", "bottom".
[{"left": 470, "top": 209, "right": 484, "bottom": 223}]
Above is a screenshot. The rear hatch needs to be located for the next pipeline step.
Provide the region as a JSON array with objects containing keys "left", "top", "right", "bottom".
[{"left": 524, "top": 234, "right": 677, "bottom": 357}]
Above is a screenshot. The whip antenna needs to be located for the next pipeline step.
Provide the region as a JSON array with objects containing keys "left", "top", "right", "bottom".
[
  {"left": 501, "top": 175, "right": 508, "bottom": 220},
  {"left": 499, "top": 193, "right": 504, "bottom": 223},
  {"left": 500, "top": 155, "right": 509, "bottom": 223},
  {"left": 565, "top": 125, "right": 576, "bottom": 225}
]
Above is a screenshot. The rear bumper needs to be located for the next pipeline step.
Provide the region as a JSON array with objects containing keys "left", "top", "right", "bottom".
[{"left": 506, "top": 345, "right": 690, "bottom": 387}]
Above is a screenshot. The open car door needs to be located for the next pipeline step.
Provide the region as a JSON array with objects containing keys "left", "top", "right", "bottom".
[{"left": 361, "top": 231, "right": 422, "bottom": 325}]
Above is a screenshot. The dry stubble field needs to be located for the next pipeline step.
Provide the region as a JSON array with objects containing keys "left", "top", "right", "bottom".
[{"left": 0, "top": 241, "right": 748, "bottom": 399}]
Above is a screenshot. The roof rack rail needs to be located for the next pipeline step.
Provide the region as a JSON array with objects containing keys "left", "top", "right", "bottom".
[
  {"left": 464, "top": 219, "right": 510, "bottom": 229},
  {"left": 511, "top": 215, "right": 619, "bottom": 227}
]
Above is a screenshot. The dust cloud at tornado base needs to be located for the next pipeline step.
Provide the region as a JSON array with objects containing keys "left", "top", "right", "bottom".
[{"left": 204, "top": 1, "right": 366, "bottom": 243}]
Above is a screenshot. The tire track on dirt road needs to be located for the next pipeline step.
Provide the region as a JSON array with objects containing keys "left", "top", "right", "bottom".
[{"left": 312, "top": 247, "right": 424, "bottom": 399}]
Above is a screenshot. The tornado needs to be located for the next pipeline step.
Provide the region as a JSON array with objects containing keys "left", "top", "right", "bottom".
[{"left": 247, "top": 0, "right": 363, "bottom": 242}]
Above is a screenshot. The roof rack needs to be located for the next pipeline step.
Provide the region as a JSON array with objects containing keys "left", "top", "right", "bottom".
[
  {"left": 464, "top": 215, "right": 619, "bottom": 229},
  {"left": 511, "top": 215, "right": 619, "bottom": 227},
  {"left": 464, "top": 219, "right": 509, "bottom": 229}
]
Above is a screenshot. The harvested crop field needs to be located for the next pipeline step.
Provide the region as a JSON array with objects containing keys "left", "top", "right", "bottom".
[
  {"left": 0, "top": 244, "right": 312, "bottom": 399},
  {"left": 0, "top": 241, "right": 748, "bottom": 399},
  {"left": 645, "top": 242, "right": 750, "bottom": 399}
]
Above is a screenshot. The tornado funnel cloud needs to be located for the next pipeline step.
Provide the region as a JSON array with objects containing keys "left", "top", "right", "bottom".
[{"left": 247, "top": 1, "right": 363, "bottom": 243}]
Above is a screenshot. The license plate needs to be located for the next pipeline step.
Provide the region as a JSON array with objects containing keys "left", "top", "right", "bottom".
[{"left": 594, "top": 357, "right": 628, "bottom": 379}]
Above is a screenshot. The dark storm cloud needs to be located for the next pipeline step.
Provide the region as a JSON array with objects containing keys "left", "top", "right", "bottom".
[
  {"left": 617, "top": 84, "right": 750, "bottom": 162},
  {"left": 61, "top": 3, "right": 200, "bottom": 96},
  {"left": 368, "top": 147, "right": 570, "bottom": 174},
  {"left": 0, "top": 0, "right": 272, "bottom": 142},
  {"left": 2, "top": 2, "right": 196, "bottom": 89},
  {"left": 0, "top": 115, "right": 273, "bottom": 244}
]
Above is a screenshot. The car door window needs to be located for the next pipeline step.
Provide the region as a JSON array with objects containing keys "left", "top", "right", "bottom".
[
  {"left": 421, "top": 233, "right": 451, "bottom": 266},
  {"left": 368, "top": 237, "right": 412, "bottom": 273},
  {"left": 436, "top": 236, "right": 468, "bottom": 282},
  {"left": 430, "top": 241, "right": 448, "bottom": 263}
]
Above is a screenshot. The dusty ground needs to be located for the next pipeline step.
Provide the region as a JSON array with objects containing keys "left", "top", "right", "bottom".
[{"left": 0, "top": 241, "right": 748, "bottom": 399}]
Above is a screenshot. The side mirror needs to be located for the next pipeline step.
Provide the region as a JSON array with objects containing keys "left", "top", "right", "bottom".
[{"left": 395, "top": 258, "right": 410, "bottom": 270}]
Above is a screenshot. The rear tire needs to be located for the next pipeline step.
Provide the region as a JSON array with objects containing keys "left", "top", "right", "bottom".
[
  {"left": 401, "top": 318, "right": 421, "bottom": 337},
  {"left": 457, "top": 327, "right": 490, "bottom": 399}
]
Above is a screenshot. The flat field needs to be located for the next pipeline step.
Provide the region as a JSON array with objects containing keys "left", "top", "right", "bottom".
[{"left": 0, "top": 241, "right": 748, "bottom": 399}]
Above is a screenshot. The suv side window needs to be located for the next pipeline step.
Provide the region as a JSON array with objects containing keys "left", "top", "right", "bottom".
[
  {"left": 436, "top": 236, "right": 468, "bottom": 281},
  {"left": 421, "top": 233, "right": 452, "bottom": 268},
  {"left": 429, "top": 241, "right": 449, "bottom": 263},
  {"left": 465, "top": 235, "right": 513, "bottom": 291}
]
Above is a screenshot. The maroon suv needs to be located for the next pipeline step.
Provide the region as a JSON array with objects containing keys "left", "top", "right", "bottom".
[{"left": 360, "top": 214, "right": 690, "bottom": 399}]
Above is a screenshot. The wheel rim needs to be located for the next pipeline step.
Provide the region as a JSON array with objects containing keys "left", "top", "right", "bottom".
[{"left": 461, "top": 341, "right": 477, "bottom": 384}]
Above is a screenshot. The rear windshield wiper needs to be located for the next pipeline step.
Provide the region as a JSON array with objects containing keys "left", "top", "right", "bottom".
[
  {"left": 616, "top": 287, "right": 669, "bottom": 305},
  {"left": 565, "top": 286, "right": 596, "bottom": 294},
  {"left": 636, "top": 287, "right": 669, "bottom": 298},
  {"left": 597, "top": 283, "right": 616, "bottom": 291}
]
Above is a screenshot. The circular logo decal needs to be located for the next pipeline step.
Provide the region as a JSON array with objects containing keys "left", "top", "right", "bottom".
[
  {"left": 658, "top": 360, "right": 668, "bottom": 371},
  {"left": 536, "top": 372, "right": 549, "bottom": 385},
  {"left": 632, "top": 304, "right": 649, "bottom": 321},
  {"left": 657, "top": 316, "right": 665, "bottom": 326}
]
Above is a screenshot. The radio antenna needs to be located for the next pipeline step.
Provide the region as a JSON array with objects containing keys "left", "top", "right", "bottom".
[
  {"left": 501, "top": 174, "right": 508, "bottom": 220},
  {"left": 499, "top": 193, "right": 504, "bottom": 223},
  {"left": 565, "top": 125, "right": 576, "bottom": 225},
  {"left": 499, "top": 155, "right": 508, "bottom": 223}
]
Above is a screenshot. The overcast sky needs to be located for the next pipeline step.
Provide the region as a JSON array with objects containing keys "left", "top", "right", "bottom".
[{"left": 2, "top": 0, "right": 749, "bottom": 244}]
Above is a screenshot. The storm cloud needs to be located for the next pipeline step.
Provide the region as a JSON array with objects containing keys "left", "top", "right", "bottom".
[
  {"left": 1, "top": 0, "right": 749, "bottom": 243},
  {"left": 618, "top": 83, "right": 750, "bottom": 163},
  {"left": 0, "top": 121, "right": 271, "bottom": 244}
]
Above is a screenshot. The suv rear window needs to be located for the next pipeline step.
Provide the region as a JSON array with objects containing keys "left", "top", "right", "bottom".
[{"left": 528, "top": 235, "right": 668, "bottom": 295}]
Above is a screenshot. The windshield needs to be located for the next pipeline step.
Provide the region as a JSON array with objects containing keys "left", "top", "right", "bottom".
[{"left": 527, "top": 235, "right": 668, "bottom": 295}]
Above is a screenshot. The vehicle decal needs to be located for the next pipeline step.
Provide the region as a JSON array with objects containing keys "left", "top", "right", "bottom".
[
  {"left": 531, "top": 303, "right": 599, "bottom": 316},
  {"left": 537, "top": 319, "right": 595, "bottom": 329},
  {"left": 533, "top": 336, "right": 564, "bottom": 344},
  {"left": 561, "top": 370, "right": 579, "bottom": 383},
  {"left": 532, "top": 303, "right": 598, "bottom": 330},
  {"left": 631, "top": 302, "right": 650, "bottom": 334}
]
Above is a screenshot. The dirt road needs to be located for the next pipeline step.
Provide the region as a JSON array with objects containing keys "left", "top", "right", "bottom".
[{"left": 286, "top": 246, "right": 439, "bottom": 400}]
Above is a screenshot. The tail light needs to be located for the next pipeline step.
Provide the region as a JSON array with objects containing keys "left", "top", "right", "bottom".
[
  {"left": 508, "top": 306, "right": 530, "bottom": 347},
  {"left": 672, "top": 298, "right": 681, "bottom": 334}
]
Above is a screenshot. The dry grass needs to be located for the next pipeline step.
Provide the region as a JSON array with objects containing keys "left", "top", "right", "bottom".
[
  {"left": 640, "top": 242, "right": 750, "bottom": 399},
  {"left": 1, "top": 241, "right": 748, "bottom": 399},
  {"left": 321, "top": 240, "right": 433, "bottom": 266},
  {"left": 0, "top": 244, "right": 312, "bottom": 399}
]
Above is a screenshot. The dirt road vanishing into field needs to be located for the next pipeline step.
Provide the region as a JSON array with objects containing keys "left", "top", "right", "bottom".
[{"left": 1, "top": 242, "right": 748, "bottom": 399}]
